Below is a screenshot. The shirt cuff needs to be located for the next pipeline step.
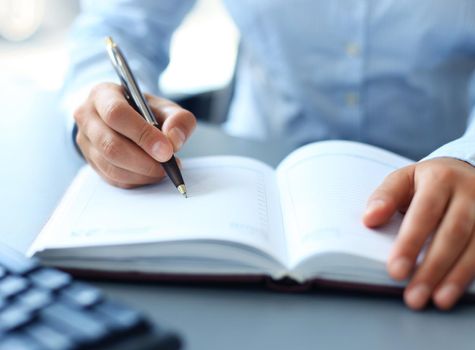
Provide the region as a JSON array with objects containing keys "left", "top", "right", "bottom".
[
  {"left": 422, "top": 109, "right": 475, "bottom": 167},
  {"left": 422, "top": 139, "right": 475, "bottom": 167}
]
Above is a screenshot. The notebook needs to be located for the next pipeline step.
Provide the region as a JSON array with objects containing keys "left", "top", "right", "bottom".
[{"left": 28, "top": 140, "right": 475, "bottom": 294}]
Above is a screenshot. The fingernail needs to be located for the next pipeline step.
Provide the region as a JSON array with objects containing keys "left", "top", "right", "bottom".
[
  {"left": 168, "top": 127, "right": 186, "bottom": 151},
  {"left": 405, "top": 284, "right": 431, "bottom": 309},
  {"left": 365, "top": 199, "right": 386, "bottom": 215},
  {"left": 389, "top": 257, "right": 412, "bottom": 280},
  {"left": 435, "top": 284, "right": 460, "bottom": 307},
  {"left": 152, "top": 141, "right": 170, "bottom": 161}
]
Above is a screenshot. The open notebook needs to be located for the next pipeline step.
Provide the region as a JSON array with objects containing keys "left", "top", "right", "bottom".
[{"left": 28, "top": 140, "right": 475, "bottom": 294}]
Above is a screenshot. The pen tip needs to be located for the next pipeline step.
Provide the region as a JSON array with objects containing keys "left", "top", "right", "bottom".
[{"left": 177, "top": 184, "right": 188, "bottom": 198}]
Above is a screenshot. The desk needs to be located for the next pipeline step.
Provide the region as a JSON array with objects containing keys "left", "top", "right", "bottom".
[{"left": 1, "top": 85, "right": 475, "bottom": 350}]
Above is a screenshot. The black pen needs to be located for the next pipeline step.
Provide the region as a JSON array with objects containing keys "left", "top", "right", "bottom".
[{"left": 105, "top": 36, "right": 187, "bottom": 198}]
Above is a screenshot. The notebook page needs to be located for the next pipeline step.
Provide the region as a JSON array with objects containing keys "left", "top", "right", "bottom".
[
  {"left": 276, "top": 141, "right": 413, "bottom": 269},
  {"left": 31, "top": 156, "right": 286, "bottom": 262}
]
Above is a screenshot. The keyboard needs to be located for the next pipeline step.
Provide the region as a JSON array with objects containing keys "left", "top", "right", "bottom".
[{"left": 0, "top": 245, "right": 182, "bottom": 350}]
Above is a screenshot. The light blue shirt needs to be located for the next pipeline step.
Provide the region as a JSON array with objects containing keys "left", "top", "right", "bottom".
[{"left": 63, "top": 0, "right": 475, "bottom": 163}]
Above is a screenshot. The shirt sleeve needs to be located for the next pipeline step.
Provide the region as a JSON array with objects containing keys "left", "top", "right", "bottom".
[
  {"left": 60, "top": 0, "right": 196, "bottom": 137},
  {"left": 422, "top": 70, "right": 475, "bottom": 167}
]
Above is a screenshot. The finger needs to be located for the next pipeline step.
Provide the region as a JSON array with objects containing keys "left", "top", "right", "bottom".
[
  {"left": 83, "top": 136, "right": 165, "bottom": 188},
  {"left": 403, "top": 196, "right": 474, "bottom": 310},
  {"left": 388, "top": 180, "right": 451, "bottom": 282},
  {"left": 91, "top": 83, "right": 173, "bottom": 162},
  {"left": 76, "top": 130, "right": 93, "bottom": 164},
  {"left": 76, "top": 131, "right": 127, "bottom": 188},
  {"left": 80, "top": 111, "right": 166, "bottom": 178},
  {"left": 147, "top": 96, "right": 196, "bottom": 152},
  {"left": 433, "top": 232, "right": 475, "bottom": 310},
  {"left": 363, "top": 166, "right": 415, "bottom": 227},
  {"left": 75, "top": 129, "right": 87, "bottom": 157},
  {"left": 86, "top": 154, "right": 132, "bottom": 189}
]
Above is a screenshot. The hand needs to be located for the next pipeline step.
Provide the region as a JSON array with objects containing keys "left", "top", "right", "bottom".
[
  {"left": 363, "top": 157, "right": 475, "bottom": 310},
  {"left": 73, "top": 82, "right": 196, "bottom": 188}
]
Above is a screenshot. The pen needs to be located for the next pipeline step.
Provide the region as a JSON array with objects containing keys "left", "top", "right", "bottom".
[{"left": 105, "top": 36, "right": 187, "bottom": 198}]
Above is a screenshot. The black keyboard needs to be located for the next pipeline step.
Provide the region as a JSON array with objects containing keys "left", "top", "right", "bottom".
[{"left": 0, "top": 245, "right": 182, "bottom": 350}]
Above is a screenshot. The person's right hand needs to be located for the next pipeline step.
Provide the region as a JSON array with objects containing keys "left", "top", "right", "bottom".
[{"left": 73, "top": 82, "right": 196, "bottom": 188}]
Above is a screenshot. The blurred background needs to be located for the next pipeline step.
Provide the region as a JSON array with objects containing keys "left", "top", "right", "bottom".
[{"left": 0, "top": 0, "right": 239, "bottom": 121}]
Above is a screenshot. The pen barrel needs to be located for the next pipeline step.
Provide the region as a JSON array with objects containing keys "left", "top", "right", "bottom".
[{"left": 162, "top": 156, "right": 184, "bottom": 188}]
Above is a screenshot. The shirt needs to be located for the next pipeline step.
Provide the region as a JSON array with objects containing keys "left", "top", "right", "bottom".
[{"left": 62, "top": 0, "right": 475, "bottom": 163}]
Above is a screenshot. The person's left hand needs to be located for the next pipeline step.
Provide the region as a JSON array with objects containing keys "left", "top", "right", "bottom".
[{"left": 363, "top": 157, "right": 475, "bottom": 310}]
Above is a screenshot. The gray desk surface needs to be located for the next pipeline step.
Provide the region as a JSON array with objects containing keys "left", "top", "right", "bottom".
[{"left": 1, "top": 84, "right": 474, "bottom": 350}]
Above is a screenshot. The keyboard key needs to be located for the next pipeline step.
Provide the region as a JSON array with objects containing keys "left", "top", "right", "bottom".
[
  {"left": 0, "top": 305, "right": 33, "bottom": 332},
  {"left": 17, "top": 289, "right": 52, "bottom": 312},
  {"left": 0, "top": 245, "right": 182, "bottom": 349},
  {"left": 29, "top": 269, "right": 71, "bottom": 291},
  {"left": 94, "top": 300, "right": 144, "bottom": 332},
  {"left": 61, "top": 283, "right": 102, "bottom": 308},
  {"left": 40, "top": 303, "right": 108, "bottom": 344},
  {"left": 25, "top": 323, "right": 75, "bottom": 350},
  {"left": 0, "top": 247, "right": 39, "bottom": 275},
  {"left": 0, "top": 276, "right": 28, "bottom": 299},
  {"left": 0, "top": 334, "right": 44, "bottom": 350}
]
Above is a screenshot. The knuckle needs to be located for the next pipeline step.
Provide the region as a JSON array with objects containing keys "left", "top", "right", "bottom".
[
  {"left": 424, "top": 165, "right": 456, "bottom": 184},
  {"left": 102, "top": 100, "right": 128, "bottom": 126},
  {"left": 90, "top": 82, "right": 114, "bottom": 98},
  {"left": 99, "top": 135, "right": 120, "bottom": 160},
  {"left": 89, "top": 83, "right": 106, "bottom": 99}
]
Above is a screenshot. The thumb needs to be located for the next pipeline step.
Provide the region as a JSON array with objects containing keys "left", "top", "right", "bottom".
[
  {"left": 146, "top": 97, "right": 197, "bottom": 152},
  {"left": 363, "top": 165, "right": 415, "bottom": 227}
]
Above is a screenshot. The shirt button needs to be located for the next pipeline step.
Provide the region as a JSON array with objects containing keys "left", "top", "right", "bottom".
[
  {"left": 346, "top": 92, "right": 360, "bottom": 106},
  {"left": 345, "top": 42, "right": 360, "bottom": 57}
]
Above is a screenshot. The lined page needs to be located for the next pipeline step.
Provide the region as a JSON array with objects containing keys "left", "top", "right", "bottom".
[
  {"left": 31, "top": 157, "right": 286, "bottom": 261},
  {"left": 276, "top": 141, "right": 413, "bottom": 268}
]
